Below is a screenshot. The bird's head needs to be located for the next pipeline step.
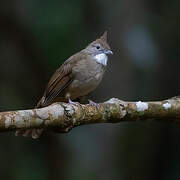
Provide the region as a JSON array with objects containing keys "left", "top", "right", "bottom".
[{"left": 85, "top": 31, "right": 113, "bottom": 56}]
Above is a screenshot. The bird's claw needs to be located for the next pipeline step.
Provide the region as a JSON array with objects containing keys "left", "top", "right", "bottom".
[
  {"left": 68, "top": 98, "right": 80, "bottom": 106},
  {"left": 88, "top": 99, "right": 100, "bottom": 109}
]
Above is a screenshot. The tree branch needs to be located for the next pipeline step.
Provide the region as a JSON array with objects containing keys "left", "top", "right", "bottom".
[{"left": 1, "top": 96, "right": 180, "bottom": 133}]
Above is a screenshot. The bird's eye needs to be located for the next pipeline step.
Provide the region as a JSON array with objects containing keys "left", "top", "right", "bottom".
[{"left": 96, "top": 45, "right": 100, "bottom": 49}]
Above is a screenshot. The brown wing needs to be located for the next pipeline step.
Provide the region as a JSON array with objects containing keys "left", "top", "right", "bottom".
[
  {"left": 37, "top": 60, "right": 74, "bottom": 108},
  {"left": 36, "top": 51, "right": 88, "bottom": 108}
]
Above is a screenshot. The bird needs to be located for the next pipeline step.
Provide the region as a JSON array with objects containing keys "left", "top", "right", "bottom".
[{"left": 15, "top": 31, "right": 113, "bottom": 139}]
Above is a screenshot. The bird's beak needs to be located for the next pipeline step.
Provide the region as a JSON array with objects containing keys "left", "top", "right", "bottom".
[{"left": 105, "top": 50, "right": 113, "bottom": 55}]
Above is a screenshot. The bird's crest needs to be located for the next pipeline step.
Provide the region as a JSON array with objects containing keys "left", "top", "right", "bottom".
[{"left": 93, "top": 31, "right": 111, "bottom": 50}]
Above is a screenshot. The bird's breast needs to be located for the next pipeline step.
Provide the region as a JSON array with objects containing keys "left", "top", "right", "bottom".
[{"left": 67, "top": 57, "right": 106, "bottom": 99}]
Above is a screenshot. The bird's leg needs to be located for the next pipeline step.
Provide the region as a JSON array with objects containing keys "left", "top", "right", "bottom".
[
  {"left": 88, "top": 99, "right": 100, "bottom": 108},
  {"left": 68, "top": 97, "right": 80, "bottom": 106}
]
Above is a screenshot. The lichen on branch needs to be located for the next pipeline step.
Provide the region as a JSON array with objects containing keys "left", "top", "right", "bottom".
[{"left": 0, "top": 96, "right": 180, "bottom": 135}]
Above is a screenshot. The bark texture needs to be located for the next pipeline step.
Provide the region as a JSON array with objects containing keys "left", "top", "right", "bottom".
[{"left": 0, "top": 97, "right": 180, "bottom": 134}]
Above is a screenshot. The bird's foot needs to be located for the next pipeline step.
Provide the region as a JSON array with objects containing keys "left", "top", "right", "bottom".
[
  {"left": 68, "top": 98, "right": 80, "bottom": 106},
  {"left": 88, "top": 99, "right": 100, "bottom": 109}
]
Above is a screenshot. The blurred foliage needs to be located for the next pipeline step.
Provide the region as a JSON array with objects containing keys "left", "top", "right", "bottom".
[{"left": 1, "top": 0, "right": 180, "bottom": 179}]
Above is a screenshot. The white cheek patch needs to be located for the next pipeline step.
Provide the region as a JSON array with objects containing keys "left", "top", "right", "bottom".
[{"left": 94, "top": 53, "right": 108, "bottom": 66}]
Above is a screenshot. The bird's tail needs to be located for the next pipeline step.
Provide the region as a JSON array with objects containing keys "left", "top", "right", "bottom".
[{"left": 35, "top": 96, "right": 46, "bottom": 108}]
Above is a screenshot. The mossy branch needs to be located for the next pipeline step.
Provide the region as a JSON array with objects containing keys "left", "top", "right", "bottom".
[{"left": 0, "top": 97, "right": 180, "bottom": 134}]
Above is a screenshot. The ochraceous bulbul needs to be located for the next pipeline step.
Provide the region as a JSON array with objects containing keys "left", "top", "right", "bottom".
[{"left": 15, "top": 31, "right": 113, "bottom": 139}]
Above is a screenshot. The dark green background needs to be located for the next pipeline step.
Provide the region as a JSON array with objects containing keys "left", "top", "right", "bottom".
[{"left": 0, "top": 0, "right": 180, "bottom": 179}]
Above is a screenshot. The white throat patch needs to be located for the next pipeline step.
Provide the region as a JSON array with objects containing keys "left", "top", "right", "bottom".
[{"left": 94, "top": 53, "right": 108, "bottom": 66}]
